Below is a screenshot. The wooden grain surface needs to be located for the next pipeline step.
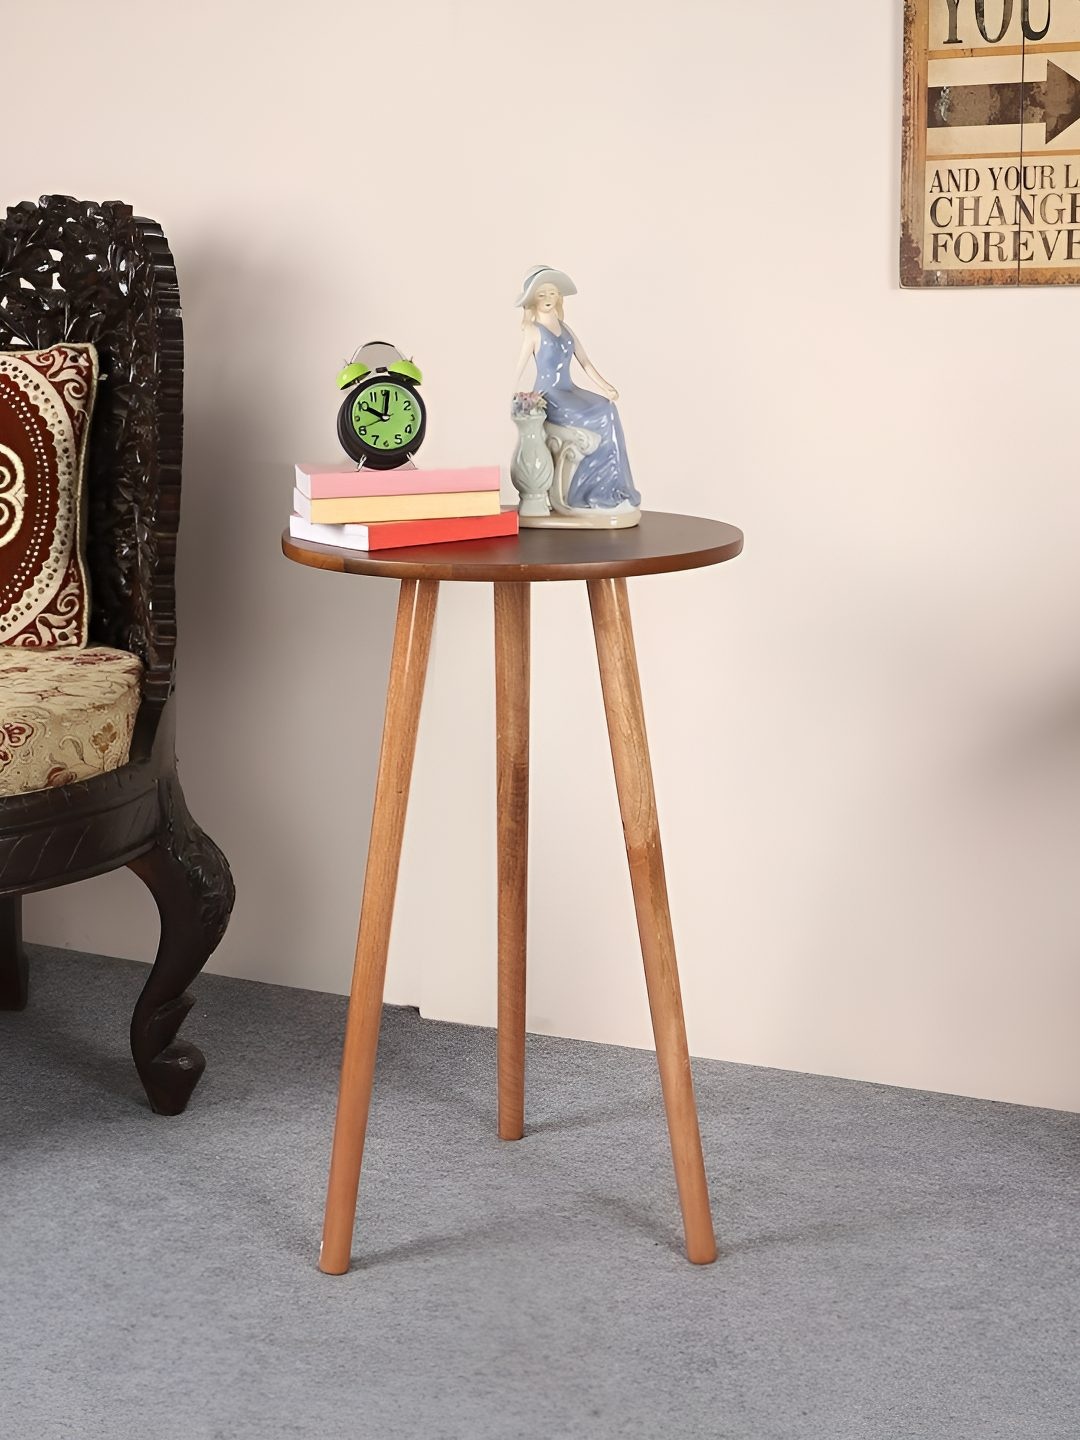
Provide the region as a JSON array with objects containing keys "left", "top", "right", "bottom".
[
  {"left": 494, "top": 584, "right": 530, "bottom": 1142},
  {"left": 319, "top": 578, "right": 439, "bottom": 1275},
  {"left": 283, "top": 511, "right": 743, "bottom": 583},
  {"left": 588, "top": 576, "right": 718, "bottom": 1265}
]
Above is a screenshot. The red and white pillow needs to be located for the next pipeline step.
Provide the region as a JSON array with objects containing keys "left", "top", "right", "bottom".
[{"left": 0, "top": 344, "right": 98, "bottom": 647}]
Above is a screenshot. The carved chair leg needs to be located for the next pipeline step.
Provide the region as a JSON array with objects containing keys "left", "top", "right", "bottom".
[
  {"left": 0, "top": 896, "right": 29, "bottom": 1011},
  {"left": 127, "top": 778, "right": 234, "bottom": 1115}
]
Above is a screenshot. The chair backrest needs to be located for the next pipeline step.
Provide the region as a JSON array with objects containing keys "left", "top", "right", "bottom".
[{"left": 0, "top": 194, "right": 183, "bottom": 706}]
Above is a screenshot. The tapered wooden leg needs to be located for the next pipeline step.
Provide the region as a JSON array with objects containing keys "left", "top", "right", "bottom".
[
  {"left": 320, "top": 578, "right": 439, "bottom": 1275},
  {"left": 588, "top": 577, "right": 717, "bottom": 1265},
  {"left": 0, "top": 896, "right": 29, "bottom": 1011},
  {"left": 495, "top": 582, "right": 530, "bottom": 1141}
]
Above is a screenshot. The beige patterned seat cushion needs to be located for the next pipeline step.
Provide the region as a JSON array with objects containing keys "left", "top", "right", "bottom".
[{"left": 0, "top": 646, "right": 143, "bottom": 796}]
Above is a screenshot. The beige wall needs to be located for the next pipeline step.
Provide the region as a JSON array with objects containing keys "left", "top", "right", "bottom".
[{"left": 14, "top": 0, "right": 1080, "bottom": 1112}]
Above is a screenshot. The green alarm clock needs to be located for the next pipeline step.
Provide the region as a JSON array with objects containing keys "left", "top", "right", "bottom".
[{"left": 336, "top": 341, "right": 427, "bottom": 469}]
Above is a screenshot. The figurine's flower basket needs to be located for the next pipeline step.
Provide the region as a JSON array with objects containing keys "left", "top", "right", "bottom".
[{"left": 510, "top": 393, "right": 553, "bottom": 517}]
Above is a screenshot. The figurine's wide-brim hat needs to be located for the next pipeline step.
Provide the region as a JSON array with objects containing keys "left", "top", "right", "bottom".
[{"left": 514, "top": 265, "right": 577, "bottom": 307}]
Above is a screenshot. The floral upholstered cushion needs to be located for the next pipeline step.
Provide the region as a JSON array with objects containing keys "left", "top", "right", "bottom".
[
  {"left": 0, "top": 646, "right": 142, "bottom": 796},
  {"left": 0, "top": 344, "right": 98, "bottom": 648}
]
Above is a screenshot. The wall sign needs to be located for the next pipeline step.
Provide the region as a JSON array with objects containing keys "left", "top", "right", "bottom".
[{"left": 902, "top": 0, "right": 1080, "bottom": 285}]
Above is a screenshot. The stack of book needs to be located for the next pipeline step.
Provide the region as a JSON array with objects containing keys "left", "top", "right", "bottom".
[{"left": 290, "top": 463, "right": 518, "bottom": 552}]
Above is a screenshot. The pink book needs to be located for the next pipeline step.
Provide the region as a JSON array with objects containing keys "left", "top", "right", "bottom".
[{"left": 295, "top": 462, "right": 501, "bottom": 500}]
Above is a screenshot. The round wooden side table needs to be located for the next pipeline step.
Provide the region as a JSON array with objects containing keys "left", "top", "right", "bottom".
[{"left": 282, "top": 511, "right": 744, "bottom": 1274}]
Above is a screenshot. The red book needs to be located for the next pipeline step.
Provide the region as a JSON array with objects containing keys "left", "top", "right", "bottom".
[{"left": 288, "top": 508, "right": 518, "bottom": 552}]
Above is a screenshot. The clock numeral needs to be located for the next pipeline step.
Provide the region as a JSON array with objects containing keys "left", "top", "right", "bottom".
[
  {"left": 394, "top": 433, "right": 403, "bottom": 445},
  {"left": 405, "top": 424, "right": 413, "bottom": 435},
  {"left": 358, "top": 425, "right": 367, "bottom": 437}
]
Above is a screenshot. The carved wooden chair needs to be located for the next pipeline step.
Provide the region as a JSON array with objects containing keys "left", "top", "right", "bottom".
[{"left": 0, "top": 195, "right": 235, "bottom": 1114}]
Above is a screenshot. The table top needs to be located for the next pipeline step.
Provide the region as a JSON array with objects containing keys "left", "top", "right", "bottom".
[{"left": 281, "top": 511, "right": 743, "bottom": 583}]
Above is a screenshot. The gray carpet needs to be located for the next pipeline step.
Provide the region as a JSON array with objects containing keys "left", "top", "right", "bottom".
[{"left": 1, "top": 947, "right": 1077, "bottom": 1440}]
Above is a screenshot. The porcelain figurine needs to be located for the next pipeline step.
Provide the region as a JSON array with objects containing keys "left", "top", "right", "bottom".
[{"left": 510, "top": 266, "right": 641, "bottom": 529}]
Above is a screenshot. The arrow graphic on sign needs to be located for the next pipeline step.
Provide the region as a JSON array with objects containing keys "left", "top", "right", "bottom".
[{"left": 928, "top": 61, "right": 1080, "bottom": 142}]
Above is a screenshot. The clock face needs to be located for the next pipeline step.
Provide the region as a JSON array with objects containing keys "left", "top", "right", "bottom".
[{"left": 350, "top": 382, "right": 421, "bottom": 455}]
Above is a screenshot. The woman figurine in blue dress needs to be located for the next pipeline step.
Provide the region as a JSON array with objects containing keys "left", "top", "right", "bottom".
[{"left": 512, "top": 266, "right": 641, "bottom": 527}]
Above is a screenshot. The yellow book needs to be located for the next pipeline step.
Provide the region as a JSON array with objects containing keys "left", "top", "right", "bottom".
[{"left": 292, "top": 487, "right": 501, "bottom": 526}]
